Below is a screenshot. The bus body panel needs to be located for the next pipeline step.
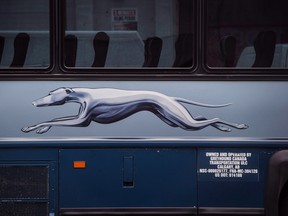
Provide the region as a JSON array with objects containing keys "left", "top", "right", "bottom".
[
  {"left": 0, "top": 81, "right": 287, "bottom": 139},
  {"left": 59, "top": 148, "right": 197, "bottom": 208}
]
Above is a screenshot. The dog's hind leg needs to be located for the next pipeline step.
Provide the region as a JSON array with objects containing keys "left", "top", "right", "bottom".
[
  {"left": 215, "top": 119, "right": 248, "bottom": 130},
  {"left": 194, "top": 116, "right": 232, "bottom": 132},
  {"left": 151, "top": 100, "right": 243, "bottom": 131},
  {"left": 153, "top": 112, "right": 230, "bottom": 131},
  {"left": 153, "top": 112, "right": 179, "bottom": 127},
  {"left": 159, "top": 110, "right": 248, "bottom": 131},
  {"left": 186, "top": 117, "right": 248, "bottom": 131}
]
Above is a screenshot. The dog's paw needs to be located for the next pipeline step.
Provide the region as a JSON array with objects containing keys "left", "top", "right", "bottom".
[
  {"left": 218, "top": 126, "right": 232, "bottom": 132},
  {"left": 21, "top": 126, "right": 32, "bottom": 133},
  {"left": 36, "top": 126, "right": 51, "bottom": 134},
  {"left": 238, "top": 124, "right": 249, "bottom": 129}
]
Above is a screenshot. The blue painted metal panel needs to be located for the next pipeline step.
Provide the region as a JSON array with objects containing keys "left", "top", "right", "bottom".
[
  {"left": 0, "top": 149, "right": 58, "bottom": 216},
  {"left": 59, "top": 148, "right": 197, "bottom": 208},
  {"left": 0, "top": 149, "right": 58, "bottom": 160}
]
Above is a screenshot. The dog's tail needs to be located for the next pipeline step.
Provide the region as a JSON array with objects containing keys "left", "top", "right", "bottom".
[{"left": 173, "top": 97, "right": 232, "bottom": 108}]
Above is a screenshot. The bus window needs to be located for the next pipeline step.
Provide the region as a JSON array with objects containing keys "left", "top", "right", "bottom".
[
  {"left": 0, "top": 0, "right": 50, "bottom": 69},
  {"left": 206, "top": 0, "right": 288, "bottom": 69},
  {"left": 63, "top": 0, "right": 194, "bottom": 70}
]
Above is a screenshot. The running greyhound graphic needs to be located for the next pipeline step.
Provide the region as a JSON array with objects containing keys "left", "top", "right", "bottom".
[{"left": 21, "top": 87, "right": 248, "bottom": 134}]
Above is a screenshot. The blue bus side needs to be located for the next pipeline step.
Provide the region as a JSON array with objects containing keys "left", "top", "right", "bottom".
[{"left": 0, "top": 140, "right": 284, "bottom": 215}]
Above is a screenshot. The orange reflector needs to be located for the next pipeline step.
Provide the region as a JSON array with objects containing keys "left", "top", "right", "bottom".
[{"left": 73, "top": 161, "right": 86, "bottom": 169}]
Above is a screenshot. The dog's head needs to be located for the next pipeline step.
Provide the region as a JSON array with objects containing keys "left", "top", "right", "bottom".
[{"left": 32, "top": 87, "right": 74, "bottom": 107}]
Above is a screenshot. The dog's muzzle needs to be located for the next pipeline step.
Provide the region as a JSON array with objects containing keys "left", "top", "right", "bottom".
[{"left": 32, "top": 96, "right": 51, "bottom": 107}]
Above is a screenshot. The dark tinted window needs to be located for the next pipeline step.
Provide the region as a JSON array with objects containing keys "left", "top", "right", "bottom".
[
  {"left": 63, "top": 0, "right": 194, "bottom": 70},
  {"left": 206, "top": 0, "right": 288, "bottom": 69},
  {"left": 0, "top": 0, "right": 50, "bottom": 69}
]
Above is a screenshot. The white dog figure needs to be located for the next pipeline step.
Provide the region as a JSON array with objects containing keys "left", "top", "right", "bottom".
[{"left": 21, "top": 87, "right": 248, "bottom": 134}]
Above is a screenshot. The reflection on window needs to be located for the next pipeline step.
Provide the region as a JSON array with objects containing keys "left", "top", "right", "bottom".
[
  {"left": 0, "top": 0, "right": 50, "bottom": 69},
  {"left": 206, "top": 0, "right": 288, "bottom": 68},
  {"left": 64, "top": 0, "right": 194, "bottom": 69}
]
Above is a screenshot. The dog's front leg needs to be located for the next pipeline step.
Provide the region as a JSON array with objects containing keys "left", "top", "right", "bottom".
[
  {"left": 36, "top": 126, "right": 52, "bottom": 134},
  {"left": 21, "top": 115, "right": 89, "bottom": 134},
  {"left": 21, "top": 115, "right": 78, "bottom": 133},
  {"left": 21, "top": 124, "right": 51, "bottom": 133}
]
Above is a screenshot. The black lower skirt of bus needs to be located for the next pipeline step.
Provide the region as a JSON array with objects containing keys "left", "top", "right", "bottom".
[
  {"left": 198, "top": 207, "right": 265, "bottom": 215},
  {"left": 60, "top": 207, "right": 265, "bottom": 215},
  {"left": 60, "top": 207, "right": 197, "bottom": 215}
]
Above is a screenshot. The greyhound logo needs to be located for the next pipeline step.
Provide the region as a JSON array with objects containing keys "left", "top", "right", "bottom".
[{"left": 21, "top": 87, "right": 248, "bottom": 134}]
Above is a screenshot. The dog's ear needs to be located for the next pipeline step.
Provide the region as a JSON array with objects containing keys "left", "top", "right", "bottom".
[{"left": 65, "top": 88, "right": 74, "bottom": 94}]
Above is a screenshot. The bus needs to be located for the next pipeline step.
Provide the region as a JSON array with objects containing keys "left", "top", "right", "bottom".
[{"left": 0, "top": 0, "right": 288, "bottom": 215}]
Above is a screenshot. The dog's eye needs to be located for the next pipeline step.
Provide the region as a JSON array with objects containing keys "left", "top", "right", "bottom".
[
  {"left": 48, "top": 92, "right": 52, "bottom": 95},
  {"left": 65, "top": 88, "right": 73, "bottom": 94}
]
